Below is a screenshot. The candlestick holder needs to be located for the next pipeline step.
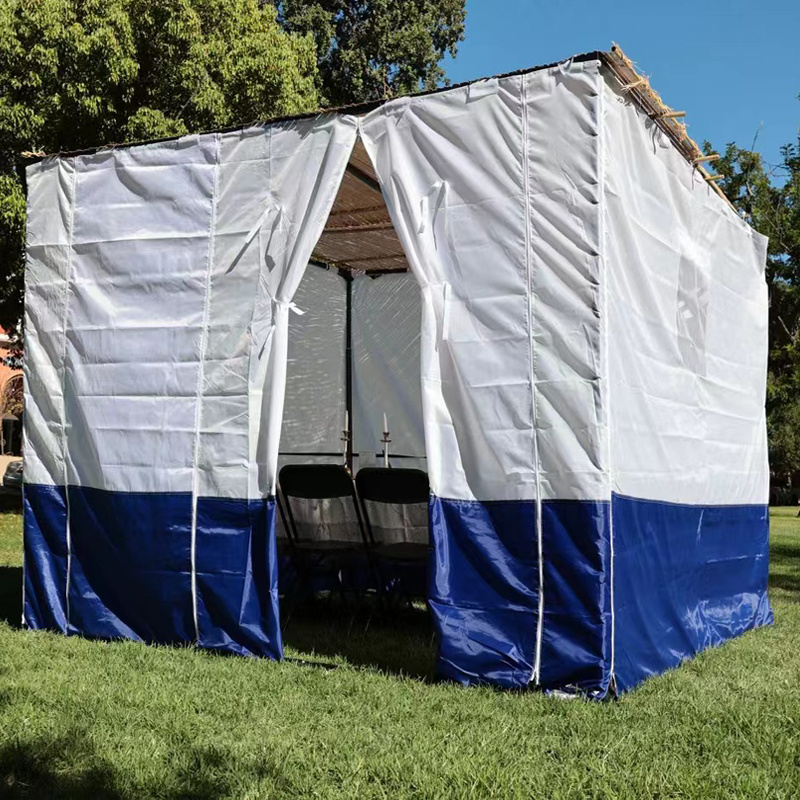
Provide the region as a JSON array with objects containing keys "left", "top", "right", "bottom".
[
  {"left": 341, "top": 429, "right": 351, "bottom": 473},
  {"left": 381, "top": 431, "right": 391, "bottom": 468}
]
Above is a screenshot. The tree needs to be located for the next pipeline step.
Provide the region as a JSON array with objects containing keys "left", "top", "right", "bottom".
[
  {"left": 271, "top": 0, "right": 466, "bottom": 106},
  {"left": 709, "top": 130, "right": 800, "bottom": 485},
  {"left": 0, "top": 0, "right": 320, "bottom": 343}
]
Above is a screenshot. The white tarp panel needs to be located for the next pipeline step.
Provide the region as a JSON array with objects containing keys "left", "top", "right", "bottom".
[
  {"left": 601, "top": 74, "right": 770, "bottom": 505},
  {"left": 24, "top": 157, "right": 76, "bottom": 490},
  {"left": 352, "top": 271, "right": 424, "bottom": 462},
  {"left": 281, "top": 265, "right": 346, "bottom": 456},
  {"left": 202, "top": 118, "right": 358, "bottom": 499},
  {"left": 278, "top": 267, "right": 424, "bottom": 465},
  {"left": 360, "top": 59, "right": 606, "bottom": 503},
  {"left": 25, "top": 115, "right": 358, "bottom": 501}
]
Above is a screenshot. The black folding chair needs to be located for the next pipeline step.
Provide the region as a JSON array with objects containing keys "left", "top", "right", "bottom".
[
  {"left": 355, "top": 467, "right": 430, "bottom": 607},
  {"left": 278, "top": 464, "right": 376, "bottom": 615},
  {"left": 275, "top": 502, "right": 297, "bottom": 600}
]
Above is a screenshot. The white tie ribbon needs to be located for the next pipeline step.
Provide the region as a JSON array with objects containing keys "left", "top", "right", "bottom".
[
  {"left": 245, "top": 198, "right": 282, "bottom": 245},
  {"left": 272, "top": 297, "right": 305, "bottom": 316},
  {"left": 418, "top": 181, "right": 445, "bottom": 234}
]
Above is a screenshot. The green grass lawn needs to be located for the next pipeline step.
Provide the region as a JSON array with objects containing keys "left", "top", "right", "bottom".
[{"left": 0, "top": 502, "right": 798, "bottom": 799}]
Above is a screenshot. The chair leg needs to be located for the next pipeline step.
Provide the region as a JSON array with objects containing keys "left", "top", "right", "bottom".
[
  {"left": 281, "top": 586, "right": 298, "bottom": 634},
  {"left": 363, "top": 550, "right": 386, "bottom": 617},
  {"left": 336, "top": 569, "right": 349, "bottom": 611}
]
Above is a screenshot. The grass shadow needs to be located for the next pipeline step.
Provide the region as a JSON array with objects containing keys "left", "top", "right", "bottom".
[
  {"left": 0, "top": 494, "right": 22, "bottom": 511},
  {"left": 281, "top": 596, "right": 437, "bottom": 681},
  {"left": 0, "top": 497, "right": 24, "bottom": 627},
  {"left": 769, "top": 544, "right": 800, "bottom": 603},
  {"left": 0, "top": 729, "right": 124, "bottom": 799},
  {"left": 770, "top": 542, "right": 800, "bottom": 562},
  {"left": 769, "top": 573, "right": 800, "bottom": 598},
  {"left": 0, "top": 566, "right": 22, "bottom": 627},
  {"left": 769, "top": 540, "right": 800, "bottom": 602},
  {"left": 0, "top": 728, "right": 277, "bottom": 800}
]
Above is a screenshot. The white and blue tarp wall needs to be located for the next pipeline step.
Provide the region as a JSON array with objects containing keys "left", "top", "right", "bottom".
[{"left": 23, "top": 55, "right": 771, "bottom": 696}]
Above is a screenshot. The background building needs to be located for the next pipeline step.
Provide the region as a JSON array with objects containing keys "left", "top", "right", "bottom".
[{"left": 0, "top": 327, "right": 22, "bottom": 455}]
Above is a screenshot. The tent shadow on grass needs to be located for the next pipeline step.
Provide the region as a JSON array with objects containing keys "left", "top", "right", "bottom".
[
  {"left": 281, "top": 599, "right": 437, "bottom": 681},
  {"left": 0, "top": 555, "right": 437, "bottom": 680}
]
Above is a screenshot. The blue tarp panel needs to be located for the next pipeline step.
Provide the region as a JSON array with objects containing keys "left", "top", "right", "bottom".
[
  {"left": 612, "top": 495, "right": 772, "bottom": 693},
  {"left": 24, "top": 485, "right": 282, "bottom": 659},
  {"left": 428, "top": 495, "right": 771, "bottom": 695}
]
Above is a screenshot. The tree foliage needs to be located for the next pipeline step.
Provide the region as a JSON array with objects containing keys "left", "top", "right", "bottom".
[
  {"left": 0, "top": 0, "right": 320, "bottom": 341},
  {"left": 271, "top": 0, "right": 466, "bottom": 106},
  {"left": 710, "top": 131, "right": 800, "bottom": 482}
]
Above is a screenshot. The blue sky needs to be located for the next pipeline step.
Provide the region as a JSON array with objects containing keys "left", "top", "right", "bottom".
[{"left": 444, "top": 0, "right": 799, "bottom": 174}]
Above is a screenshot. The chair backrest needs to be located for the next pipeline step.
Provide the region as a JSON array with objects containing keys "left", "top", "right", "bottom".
[
  {"left": 278, "top": 464, "right": 366, "bottom": 544},
  {"left": 355, "top": 468, "right": 430, "bottom": 546},
  {"left": 279, "top": 464, "right": 356, "bottom": 500},
  {"left": 355, "top": 468, "right": 429, "bottom": 505}
]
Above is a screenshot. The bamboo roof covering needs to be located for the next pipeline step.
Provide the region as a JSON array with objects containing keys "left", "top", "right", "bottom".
[
  {"left": 604, "top": 44, "right": 730, "bottom": 209},
  {"left": 312, "top": 139, "right": 409, "bottom": 274}
]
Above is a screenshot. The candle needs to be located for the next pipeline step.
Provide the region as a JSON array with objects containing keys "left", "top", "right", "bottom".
[
  {"left": 383, "top": 412, "right": 388, "bottom": 434},
  {"left": 342, "top": 409, "right": 350, "bottom": 470}
]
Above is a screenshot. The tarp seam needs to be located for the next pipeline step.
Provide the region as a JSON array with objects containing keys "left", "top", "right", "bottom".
[
  {"left": 598, "top": 70, "right": 617, "bottom": 695},
  {"left": 245, "top": 125, "right": 273, "bottom": 499},
  {"left": 521, "top": 73, "right": 546, "bottom": 685},
  {"left": 189, "top": 132, "right": 221, "bottom": 643},
  {"left": 62, "top": 162, "right": 78, "bottom": 628}
]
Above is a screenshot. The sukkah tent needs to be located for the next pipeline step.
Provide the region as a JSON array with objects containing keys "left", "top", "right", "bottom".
[{"left": 22, "top": 48, "right": 771, "bottom": 697}]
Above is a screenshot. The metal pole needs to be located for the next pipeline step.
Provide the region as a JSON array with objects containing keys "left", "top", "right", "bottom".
[{"left": 342, "top": 269, "right": 354, "bottom": 473}]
